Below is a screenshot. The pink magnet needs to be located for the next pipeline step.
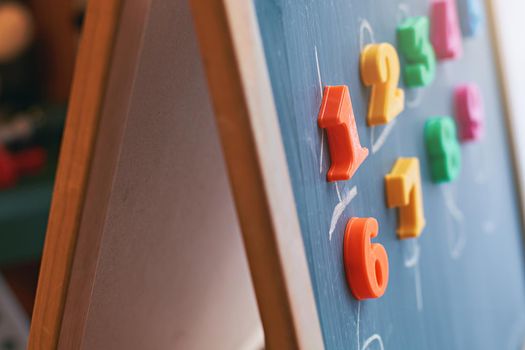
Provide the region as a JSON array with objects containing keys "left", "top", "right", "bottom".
[
  {"left": 431, "top": 0, "right": 463, "bottom": 60},
  {"left": 454, "top": 84, "right": 484, "bottom": 142}
]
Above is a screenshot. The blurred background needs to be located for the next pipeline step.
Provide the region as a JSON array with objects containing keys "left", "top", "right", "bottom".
[{"left": 0, "top": 0, "right": 85, "bottom": 348}]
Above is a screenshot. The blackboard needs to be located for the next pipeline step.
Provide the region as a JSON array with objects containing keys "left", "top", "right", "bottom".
[{"left": 254, "top": 0, "right": 525, "bottom": 349}]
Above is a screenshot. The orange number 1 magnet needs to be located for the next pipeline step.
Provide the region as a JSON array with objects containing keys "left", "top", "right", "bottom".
[
  {"left": 318, "top": 85, "right": 368, "bottom": 182},
  {"left": 344, "top": 217, "right": 389, "bottom": 300}
]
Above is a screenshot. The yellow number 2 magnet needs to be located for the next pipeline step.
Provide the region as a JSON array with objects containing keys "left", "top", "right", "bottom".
[{"left": 360, "top": 43, "right": 405, "bottom": 126}]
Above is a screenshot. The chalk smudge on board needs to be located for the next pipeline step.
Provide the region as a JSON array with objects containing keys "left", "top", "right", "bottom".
[
  {"left": 371, "top": 118, "right": 397, "bottom": 154},
  {"left": 403, "top": 239, "right": 420, "bottom": 268},
  {"left": 482, "top": 220, "right": 496, "bottom": 235},
  {"left": 356, "top": 301, "right": 361, "bottom": 350},
  {"left": 329, "top": 186, "right": 357, "bottom": 241},
  {"left": 403, "top": 239, "right": 423, "bottom": 311},
  {"left": 362, "top": 334, "right": 385, "bottom": 350},
  {"left": 397, "top": 3, "right": 410, "bottom": 23},
  {"left": 442, "top": 186, "right": 466, "bottom": 259},
  {"left": 319, "top": 130, "right": 325, "bottom": 174},
  {"left": 314, "top": 45, "right": 323, "bottom": 97},
  {"left": 315, "top": 45, "right": 325, "bottom": 174},
  {"left": 359, "top": 18, "right": 375, "bottom": 51},
  {"left": 473, "top": 145, "right": 489, "bottom": 185},
  {"left": 406, "top": 88, "right": 424, "bottom": 109},
  {"left": 357, "top": 301, "right": 385, "bottom": 350},
  {"left": 335, "top": 182, "right": 343, "bottom": 202}
]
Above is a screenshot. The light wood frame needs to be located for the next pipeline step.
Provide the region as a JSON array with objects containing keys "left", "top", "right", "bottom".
[
  {"left": 189, "top": 1, "right": 324, "bottom": 349},
  {"left": 486, "top": 0, "right": 525, "bottom": 229},
  {"left": 29, "top": 0, "right": 322, "bottom": 348},
  {"left": 28, "top": 0, "right": 124, "bottom": 348}
]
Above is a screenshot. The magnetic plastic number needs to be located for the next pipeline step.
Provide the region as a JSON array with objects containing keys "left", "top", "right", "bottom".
[
  {"left": 431, "top": 0, "right": 463, "bottom": 60},
  {"left": 425, "top": 116, "right": 462, "bottom": 183},
  {"left": 318, "top": 85, "right": 369, "bottom": 181},
  {"left": 457, "top": 0, "right": 483, "bottom": 37},
  {"left": 360, "top": 43, "right": 405, "bottom": 126},
  {"left": 385, "top": 158, "right": 426, "bottom": 239},
  {"left": 343, "top": 217, "right": 389, "bottom": 300},
  {"left": 397, "top": 16, "right": 436, "bottom": 87},
  {"left": 454, "top": 84, "right": 484, "bottom": 142}
]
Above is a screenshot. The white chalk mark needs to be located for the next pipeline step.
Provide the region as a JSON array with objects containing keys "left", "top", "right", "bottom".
[
  {"left": 356, "top": 300, "right": 385, "bottom": 350},
  {"left": 319, "top": 130, "right": 325, "bottom": 174},
  {"left": 406, "top": 88, "right": 424, "bottom": 109},
  {"left": 314, "top": 46, "right": 323, "bottom": 97},
  {"left": 415, "top": 263, "right": 423, "bottom": 311},
  {"left": 371, "top": 118, "right": 397, "bottom": 154},
  {"left": 403, "top": 240, "right": 423, "bottom": 311},
  {"left": 335, "top": 182, "right": 343, "bottom": 202},
  {"left": 443, "top": 187, "right": 464, "bottom": 222},
  {"left": 473, "top": 146, "right": 489, "bottom": 185},
  {"left": 442, "top": 187, "right": 466, "bottom": 259},
  {"left": 359, "top": 19, "right": 375, "bottom": 51},
  {"left": 403, "top": 240, "right": 420, "bottom": 268},
  {"left": 356, "top": 301, "right": 361, "bottom": 350},
  {"left": 362, "top": 334, "right": 385, "bottom": 350},
  {"left": 397, "top": 3, "right": 410, "bottom": 23},
  {"left": 448, "top": 226, "right": 466, "bottom": 259},
  {"left": 329, "top": 186, "right": 358, "bottom": 241},
  {"left": 315, "top": 46, "right": 325, "bottom": 175},
  {"left": 474, "top": 169, "right": 486, "bottom": 184}
]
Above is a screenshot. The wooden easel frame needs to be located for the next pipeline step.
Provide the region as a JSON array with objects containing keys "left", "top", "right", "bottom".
[
  {"left": 486, "top": 0, "right": 525, "bottom": 229},
  {"left": 28, "top": 0, "right": 525, "bottom": 349},
  {"left": 29, "top": 0, "right": 322, "bottom": 348},
  {"left": 28, "top": 0, "right": 123, "bottom": 347},
  {"left": 188, "top": 1, "right": 323, "bottom": 349}
]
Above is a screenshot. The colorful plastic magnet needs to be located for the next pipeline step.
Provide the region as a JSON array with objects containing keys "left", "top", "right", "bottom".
[
  {"left": 397, "top": 16, "right": 436, "bottom": 87},
  {"left": 431, "top": 0, "right": 463, "bottom": 60},
  {"left": 424, "top": 116, "right": 462, "bottom": 182},
  {"left": 343, "top": 217, "right": 389, "bottom": 300},
  {"left": 318, "top": 85, "right": 368, "bottom": 182},
  {"left": 457, "top": 0, "right": 483, "bottom": 37},
  {"left": 385, "top": 158, "right": 426, "bottom": 239},
  {"left": 360, "top": 43, "right": 405, "bottom": 126},
  {"left": 454, "top": 84, "right": 484, "bottom": 141}
]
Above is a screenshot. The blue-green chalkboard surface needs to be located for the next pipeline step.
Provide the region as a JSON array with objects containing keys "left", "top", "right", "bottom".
[{"left": 254, "top": 0, "right": 525, "bottom": 349}]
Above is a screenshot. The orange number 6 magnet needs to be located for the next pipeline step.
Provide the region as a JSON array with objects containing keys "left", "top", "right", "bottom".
[{"left": 343, "top": 217, "right": 389, "bottom": 300}]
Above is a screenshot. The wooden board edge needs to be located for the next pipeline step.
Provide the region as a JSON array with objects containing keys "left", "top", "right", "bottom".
[
  {"left": 56, "top": 0, "right": 153, "bottom": 348},
  {"left": 485, "top": 1, "right": 525, "bottom": 238},
  {"left": 28, "top": 0, "right": 123, "bottom": 348},
  {"left": 189, "top": 1, "right": 324, "bottom": 349}
]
